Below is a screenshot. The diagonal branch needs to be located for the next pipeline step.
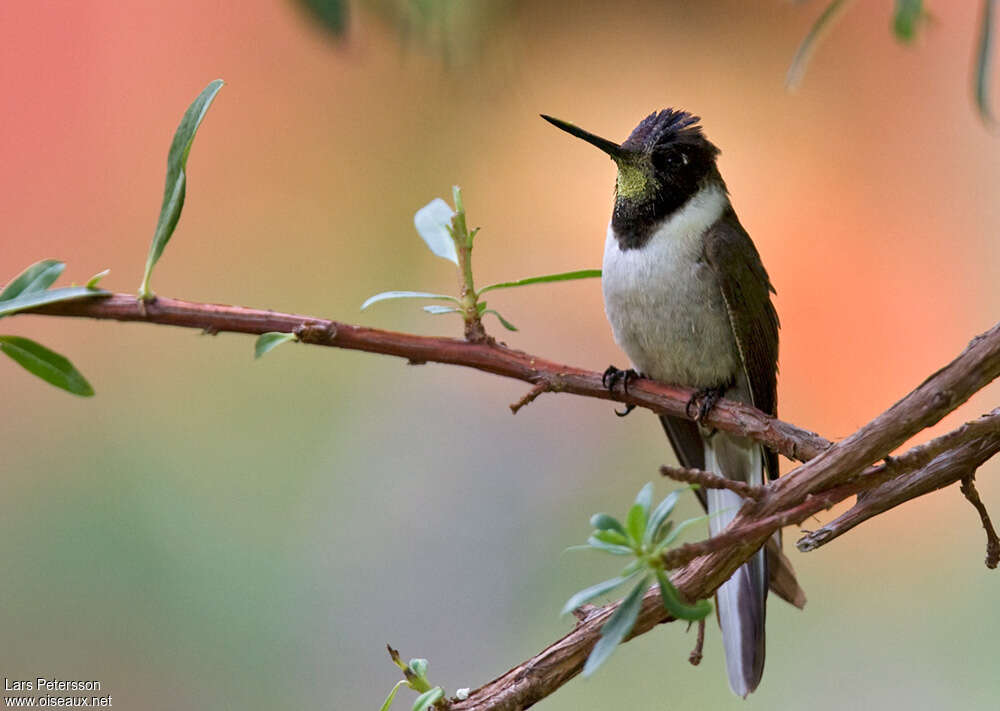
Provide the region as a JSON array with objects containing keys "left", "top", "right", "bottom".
[
  {"left": 18, "top": 292, "right": 1000, "bottom": 711},
  {"left": 797, "top": 410, "right": 1000, "bottom": 551},
  {"left": 446, "top": 323, "right": 1000, "bottom": 711},
  {"left": 448, "top": 410, "right": 1000, "bottom": 711},
  {"left": 23, "top": 291, "right": 830, "bottom": 461}
]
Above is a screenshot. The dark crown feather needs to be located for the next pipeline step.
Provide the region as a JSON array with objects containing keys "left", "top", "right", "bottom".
[{"left": 622, "top": 109, "right": 719, "bottom": 156}]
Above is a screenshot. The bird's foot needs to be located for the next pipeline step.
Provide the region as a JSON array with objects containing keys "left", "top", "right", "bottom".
[
  {"left": 602, "top": 365, "right": 640, "bottom": 417},
  {"left": 686, "top": 384, "right": 727, "bottom": 423}
]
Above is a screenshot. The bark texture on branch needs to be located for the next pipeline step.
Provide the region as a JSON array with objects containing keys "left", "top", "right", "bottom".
[
  {"left": 797, "top": 410, "right": 1000, "bottom": 551},
  {"left": 27, "top": 292, "right": 830, "bottom": 461},
  {"left": 446, "top": 326, "right": 1000, "bottom": 711},
  {"left": 20, "top": 293, "right": 1000, "bottom": 711}
]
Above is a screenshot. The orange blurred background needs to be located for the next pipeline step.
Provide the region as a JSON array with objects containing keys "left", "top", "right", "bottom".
[{"left": 2, "top": 1, "right": 998, "bottom": 709}]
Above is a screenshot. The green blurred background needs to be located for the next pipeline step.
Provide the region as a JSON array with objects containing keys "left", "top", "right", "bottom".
[{"left": 2, "top": 1, "right": 999, "bottom": 709}]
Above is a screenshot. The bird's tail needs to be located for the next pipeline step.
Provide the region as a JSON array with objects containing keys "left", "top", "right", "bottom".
[{"left": 705, "top": 435, "right": 767, "bottom": 698}]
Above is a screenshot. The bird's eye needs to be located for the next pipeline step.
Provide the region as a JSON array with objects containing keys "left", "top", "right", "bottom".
[{"left": 662, "top": 151, "right": 688, "bottom": 168}]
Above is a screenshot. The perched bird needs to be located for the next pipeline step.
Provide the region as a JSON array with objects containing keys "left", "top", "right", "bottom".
[{"left": 542, "top": 109, "right": 804, "bottom": 697}]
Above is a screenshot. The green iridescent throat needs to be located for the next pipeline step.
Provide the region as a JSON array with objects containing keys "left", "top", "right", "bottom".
[{"left": 615, "top": 161, "right": 655, "bottom": 200}]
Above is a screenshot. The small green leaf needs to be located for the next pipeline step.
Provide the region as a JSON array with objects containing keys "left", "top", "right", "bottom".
[
  {"left": 139, "top": 79, "right": 225, "bottom": 300},
  {"left": 0, "top": 286, "right": 109, "bottom": 319},
  {"left": 655, "top": 569, "right": 712, "bottom": 621},
  {"left": 408, "top": 659, "right": 428, "bottom": 679},
  {"left": 379, "top": 680, "right": 407, "bottom": 711},
  {"left": 893, "top": 0, "right": 925, "bottom": 42},
  {"left": 0, "top": 260, "right": 65, "bottom": 300},
  {"left": 592, "top": 529, "right": 629, "bottom": 547},
  {"left": 786, "top": 0, "right": 852, "bottom": 89},
  {"left": 414, "top": 198, "right": 459, "bottom": 264},
  {"left": 654, "top": 507, "right": 735, "bottom": 556},
  {"left": 484, "top": 309, "right": 518, "bottom": 332},
  {"left": 590, "top": 513, "right": 626, "bottom": 535},
  {"left": 361, "top": 291, "right": 459, "bottom": 311},
  {"left": 976, "top": 0, "right": 998, "bottom": 126},
  {"left": 423, "top": 305, "right": 461, "bottom": 315},
  {"left": 644, "top": 489, "right": 683, "bottom": 547},
  {"left": 0, "top": 336, "right": 94, "bottom": 396},
  {"left": 582, "top": 576, "right": 649, "bottom": 677},
  {"left": 625, "top": 503, "right": 647, "bottom": 545},
  {"left": 86, "top": 269, "right": 110, "bottom": 288},
  {"left": 634, "top": 482, "right": 654, "bottom": 514},
  {"left": 411, "top": 687, "right": 443, "bottom": 711},
  {"left": 585, "top": 536, "right": 635, "bottom": 556},
  {"left": 254, "top": 332, "right": 298, "bottom": 359},
  {"left": 477, "top": 269, "right": 602, "bottom": 295},
  {"left": 561, "top": 572, "right": 640, "bottom": 616}
]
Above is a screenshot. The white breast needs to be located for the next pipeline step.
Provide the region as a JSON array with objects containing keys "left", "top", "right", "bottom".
[{"left": 601, "top": 184, "right": 738, "bottom": 387}]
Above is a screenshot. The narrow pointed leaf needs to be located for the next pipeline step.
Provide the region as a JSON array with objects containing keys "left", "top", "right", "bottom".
[
  {"left": 0, "top": 260, "right": 65, "bottom": 300},
  {"left": 139, "top": 79, "right": 225, "bottom": 299},
  {"left": 585, "top": 536, "right": 635, "bottom": 556},
  {"left": 644, "top": 489, "right": 683, "bottom": 547},
  {"left": 254, "top": 332, "right": 298, "bottom": 359},
  {"left": 561, "top": 571, "right": 640, "bottom": 616},
  {"left": 0, "top": 336, "right": 93, "bottom": 396},
  {"left": 634, "top": 482, "right": 654, "bottom": 514},
  {"left": 592, "top": 529, "right": 629, "bottom": 547},
  {"left": 655, "top": 569, "right": 712, "bottom": 621},
  {"left": 414, "top": 198, "right": 459, "bottom": 264},
  {"left": 361, "top": 291, "right": 459, "bottom": 310},
  {"left": 485, "top": 309, "right": 518, "bottom": 331},
  {"left": 582, "top": 577, "right": 649, "bottom": 677},
  {"left": 976, "top": 0, "right": 998, "bottom": 126},
  {"left": 477, "top": 269, "right": 601, "bottom": 295},
  {"left": 625, "top": 503, "right": 647, "bottom": 545},
  {"left": 786, "top": 0, "right": 852, "bottom": 89},
  {"left": 0, "top": 286, "right": 109, "bottom": 319},
  {"left": 412, "top": 687, "right": 443, "bottom": 711},
  {"left": 86, "top": 269, "right": 111, "bottom": 288},
  {"left": 379, "top": 680, "right": 407, "bottom": 711},
  {"left": 590, "top": 513, "right": 626, "bottom": 535}
]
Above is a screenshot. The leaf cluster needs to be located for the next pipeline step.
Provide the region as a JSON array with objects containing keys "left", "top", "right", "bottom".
[
  {"left": 362, "top": 188, "right": 600, "bottom": 334},
  {"left": 0, "top": 260, "right": 109, "bottom": 395},
  {"left": 563, "top": 483, "right": 713, "bottom": 677},
  {"left": 380, "top": 646, "right": 446, "bottom": 711}
]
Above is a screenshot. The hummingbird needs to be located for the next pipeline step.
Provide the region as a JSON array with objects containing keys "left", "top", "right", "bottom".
[{"left": 542, "top": 109, "right": 804, "bottom": 697}]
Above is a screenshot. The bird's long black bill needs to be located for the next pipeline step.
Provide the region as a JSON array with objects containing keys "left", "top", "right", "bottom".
[{"left": 540, "top": 114, "right": 624, "bottom": 159}]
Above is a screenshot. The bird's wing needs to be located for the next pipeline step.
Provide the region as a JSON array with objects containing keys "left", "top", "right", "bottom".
[{"left": 702, "top": 208, "right": 780, "bottom": 480}]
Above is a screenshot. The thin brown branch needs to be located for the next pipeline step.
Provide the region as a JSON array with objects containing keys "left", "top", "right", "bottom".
[
  {"left": 509, "top": 382, "right": 549, "bottom": 413},
  {"left": 660, "top": 464, "right": 764, "bottom": 499},
  {"left": 24, "top": 292, "right": 831, "bottom": 461},
  {"left": 960, "top": 475, "right": 1000, "bottom": 569},
  {"left": 688, "top": 619, "right": 706, "bottom": 666}
]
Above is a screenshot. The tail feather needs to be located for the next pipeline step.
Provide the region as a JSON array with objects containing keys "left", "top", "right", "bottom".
[{"left": 706, "top": 437, "right": 768, "bottom": 697}]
